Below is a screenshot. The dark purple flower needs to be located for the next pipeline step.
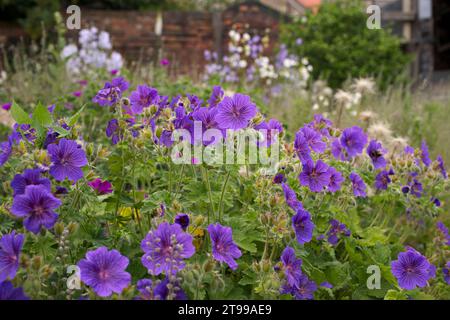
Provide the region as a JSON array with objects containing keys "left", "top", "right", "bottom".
[
  {"left": 436, "top": 222, "right": 450, "bottom": 246},
  {"left": 0, "top": 281, "right": 29, "bottom": 300},
  {"left": 92, "top": 77, "right": 129, "bottom": 107},
  {"left": 207, "top": 86, "right": 224, "bottom": 108},
  {"left": 310, "top": 114, "right": 332, "bottom": 137},
  {"left": 47, "top": 139, "right": 88, "bottom": 182},
  {"left": 160, "top": 58, "right": 170, "bottom": 66},
  {"left": 431, "top": 197, "right": 441, "bottom": 207},
  {"left": 327, "top": 166, "right": 344, "bottom": 193},
  {"left": 294, "top": 131, "right": 312, "bottom": 164},
  {"left": 141, "top": 222, "right": 195, "bottom": 275},
  {"left": 1, "top": 102, "right": 12, "bottom": 111},
  {"left": 437, "top": 155, "right": 447, "bottom": 179},
  {"left": 281, "top": 182, "right": 302, "bottom": 211},
  {"left": 10, "top": 168, "right": 51, "bottom": 196},
  {"left": 402, "top": 186, "right": 410, "bottom": 194},
  {"left": 349, "top": 172, "right": 367, "bottom": 197},
  {"left": 421, "top": 140, "right": 431, "bottom": 167},
  {"left": 410, "top": 179, "right": 423, "bottom": 198},
  {"left": 0, "top": 231, "right": 24, "bottom": 282},
  {"left": 208, "top": 223, "right": 242, "bottom": 270},
  {"left": 136, "top": 278, "right": 187, "bottom": 300},
  {"left": 78, "top": 246, "right": 131, "bottom": 297},
  {"left": 215, "top": 93, "right": 257, "bottom": 130},
  {"left": 281, "top": 274, "right": 317, "bottom": 300},
  {"left": 327, "top": 219, "right": 351, "bottom": 245},
  {"left": 273, "top": 173, "right": 286, "bottom": 184},
  {"left": 174, "top": 213, "right": 190, "bottom": 231},
  {"left": 130, "top": 85, "right": 158, "bottom": 114},
  {"left": 374, "top": 169, "right": 393, "bottom": 190},
  {"left": 299, "top": 160, "right": 331, "bottom": 193},
  {"left": 391, "top": 247, "right": 435, "bottom": 290},
  {"left": 443, "top": 262, "right": 450, "bottom": 285},
  {"left": 0, "top": 139, "right": 12, "bottom": 167},
  {"left": 366, "top": 140, "right": 386, "bottom": 169},
  {"left": 300, "top": 126, "right": 326, "bottom": 153},
  {"left": 292, "top": 209, "right": 314, "bottom": 245},
  {"left": 11, "top": 185, "right": 61, "bottom": 234},
  {"left": 88, "top": 178, "right": 113, "bottom": 195},
  {"left": 340, "top": 126, "right": 367, "bottom": 157},
  {"left": 106, "top": 119, "right": 122, "bottom": 145},
  {"left": 72, "top": 91, "right": 82, "bottom": 98},
  {"left": 280, "top": 246, "right": 302, "bottom": 287},
  {"left": 55, "top": 186, "right": 68, "bottom": 195}
]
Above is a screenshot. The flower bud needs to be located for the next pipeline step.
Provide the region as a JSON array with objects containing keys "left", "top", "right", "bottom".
[{"left": 31, "top": 256, "right": 42, "bottom": 270}]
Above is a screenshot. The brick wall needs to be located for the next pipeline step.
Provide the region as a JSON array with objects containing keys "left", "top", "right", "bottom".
[{"left": 0, "top": 2, "right": 284, "bottom": 75}]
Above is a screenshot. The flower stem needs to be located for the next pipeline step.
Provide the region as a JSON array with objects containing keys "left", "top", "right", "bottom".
[
  {"left": 202, "top": 166, "right": 216, "bottom": 223},
  {"left": 218, "top": 169, "right": 231, "bottom": 223}
]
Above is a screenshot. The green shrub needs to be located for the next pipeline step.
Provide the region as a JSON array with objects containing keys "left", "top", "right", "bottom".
[{"left": 281, "top": 0, "right": 410, "bottom": 89}]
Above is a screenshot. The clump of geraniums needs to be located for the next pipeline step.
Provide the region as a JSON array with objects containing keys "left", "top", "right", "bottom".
[{"left": 0, "top": 76, "right": 448, "bottom": 300}]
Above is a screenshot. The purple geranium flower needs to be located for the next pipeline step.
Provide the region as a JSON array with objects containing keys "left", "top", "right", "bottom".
[
  {"left": 300, "top": 126, "right": 326, "bottom": 153},
  {"left": 349, "top": 172, "right": 367, "bottom": 197},
  {"left": 391, "top": 247, "right": 435, "bottom": 290},
  {"left": 366, "top": 140, "right": 386, "bottom": 169},
  {"left": 281, "top": 274, "right": 317, "bottom": 300},
  {"left": 92, "top": 77, "right": 129, "bottom": 107},
  {"left": 174, "top": 213, "right": 190, "bottom": 231},
  {"left": 130, "top": 85, "right": 158, "bottom": 114},
  {"left": 299, "top": 160, "right": 331, "bottom": 193},
  {"left": 141, "top": 222, "right": 195, "bottom": 275},
  {"left": 280, "top": 246, "right": 302, "bottom": 288},
  {"left": 106, "top": 119, "right": 123, "bottom": 145},
  {"left": 88, "top": 178, "right": 113, "bottom": 195},
  {"left": 294, "top": 130, "right": 312, "bottom": 164},
  {"left": 0, "top": 281, "right": 29, "bottom": 300},
  {"left": 207, "top": 85, "right": 224, "bottom": 108},
  {"left": 292, "top": 209, "right": 314, "bottom": 245},
  {"left": 11, "top": 185, "right": 61, "bottom": 234},
  {"left": 443, "top": 262, "right": 450, "bottom": 285},
  {"left": 420, "top": 140, "right": 431, "bottom": 167},
  {"left": 327, "top": 219, "right": 351, "bottom": 245},
  {"left": 1, "top": 102, "right": 12, "bottom": 111},
  {"left": 410, "top": 179, "right": 423, "bottom": 198},
  {"left": 78, "top": 247, "right": 131, "bottom": 297},
  {"left": 436, "top": 222, "right": 450, "bottom": 246},
  {"left": 10, "top": 168, "right": 51, "bottom": 196},
  {"left": 47, "top": 139, "right": 88, "bottom": 182},
  {"left": 207, "top": 223, "right": 242, "bottom": 270},
  {"left": 0, "top": 231, "right": 24, "bottom": 282},
  {"left": 0, "top": 139, "right": 12, "bottom": 167},
  {"left": 281, "top": 182, "right": 303, "bottom": 211},
  {"left": 215, "top": 93, "right": 257, "bottom": 130},
  {"left": 273, "top": 173, "right": 286, "bottom": 184},
  {"left": 136, "top": 278, "right": 187, "bottom": 300},
  {"left": 327, "top": 166, "right": 344, "bottom": 193},
  {"left": 320, "top": 281, "right": 333, "bottom": 289},
  {"left": 374, "top": 169, "right": 394, "bottom": 190},
  {"left": 437, "top": 155, "right": 447, "bottom": 179},
  {"left": 340, "top": 126, "right": 367, "bottom": 157}
]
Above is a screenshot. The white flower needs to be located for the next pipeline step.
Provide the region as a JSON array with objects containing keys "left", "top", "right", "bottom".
[
  {"left": 238, "top": 60, "right": 247, "bottom": 69},
  {"left": 106, "top": 52, "right": 123, "bottom": 71},
  {"left": 352, "top": 78, "right": 375, "bottom": 94},
  {"left": 98, "top": 31, "right": 112, "bottom": 50},
  {"left": 61, "top": 44, "right": 78, "bottom": 59}
]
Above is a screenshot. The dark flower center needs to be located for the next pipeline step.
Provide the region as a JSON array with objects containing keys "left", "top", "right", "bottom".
[{"left": 33, "top": 205, "right": 46, "bottom": 216}]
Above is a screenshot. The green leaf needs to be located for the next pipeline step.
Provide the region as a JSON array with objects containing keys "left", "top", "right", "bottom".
[
  {"left": 68, "top": 104, "right": 86, "bottom": 127},
  {"left": 32, "top": 102, "right": 53, "bottom": 129},
  {"left": 51, "top": 125, "right": 70, "bottom": 137},
  {"left": 10, "top": 102, "right": 31, "bottom": 124},
  {"left": 384, "top": 289, "right": 407, "bottom": 300}
]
